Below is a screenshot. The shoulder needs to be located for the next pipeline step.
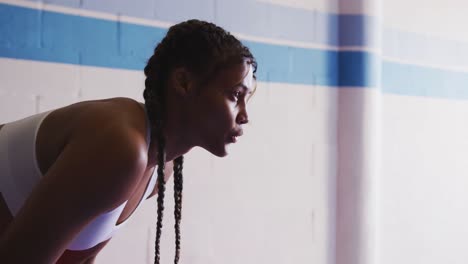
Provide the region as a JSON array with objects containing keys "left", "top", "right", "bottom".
[
  {"left": 59, "top": 98, "right": 150, "bottom": 208},
  {"left": 0, "top": 98, "right": 149, "bottom": 262}
]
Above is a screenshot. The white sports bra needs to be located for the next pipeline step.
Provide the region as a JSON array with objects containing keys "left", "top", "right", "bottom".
[{"left": 0, "top": 107, "right": 156, "bottom": 250}]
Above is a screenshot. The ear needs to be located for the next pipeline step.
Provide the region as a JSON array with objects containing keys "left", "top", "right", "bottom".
[{"left": 171, "top": 67, "right": 195, "bottom": 97}]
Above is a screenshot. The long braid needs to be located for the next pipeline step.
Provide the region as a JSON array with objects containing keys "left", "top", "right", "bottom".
[
  {"left": 173, "top": 155, "right": 184, "bottom": 264},
  {"left": 144, "top": 50, "right": 168, "bottom": 264},
  {"left": 154, "top": 140, "right": 166, "bottom": 264}
]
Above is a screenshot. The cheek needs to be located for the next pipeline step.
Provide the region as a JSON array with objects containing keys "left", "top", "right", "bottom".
[
  {"left": 222, "top": 100, "right": 237, "bottom": 123},
  {"left": 197, "top": 93, "right": 237, "bottom": 131},
  {"left": 210, "top": 99, "right": 236, "bottom": 128}
]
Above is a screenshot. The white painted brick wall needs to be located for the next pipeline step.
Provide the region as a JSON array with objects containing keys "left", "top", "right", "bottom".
[
  {"left": 383, "top": 0, "right": 468, "bottom": 42},
  {"left": 380, "top": 1, "right": 468, "bottom": 263},
  {"left": 79, "top": 66, "right": 145, "bottom": 101},
  {"left": 0, "top": 89, "right": 37, "bottom": 123},
  {"left": 380, "top": 94, "right": 468, "bottom": 264}
]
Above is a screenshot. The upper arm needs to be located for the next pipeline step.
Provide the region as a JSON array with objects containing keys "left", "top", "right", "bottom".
[{"left": 0, "top": 122, "right": 147, "bottom": 263}]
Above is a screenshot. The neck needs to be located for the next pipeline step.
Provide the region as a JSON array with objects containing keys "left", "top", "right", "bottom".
[
  {"left": 147, "top": 107, "right": 194, "bottom": 166},
  {"left": 147, "top": 132, "right": 193, "bottom": 167}
]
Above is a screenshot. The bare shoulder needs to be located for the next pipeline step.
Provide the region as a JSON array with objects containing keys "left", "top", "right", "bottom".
[
  {"left": 69, "top": 97, "right": 145, "bottom": 131},
  {"left": 38, "top": 96, "right": 150, "bottom": 208},
  {"left": 0, "top": 99, "right": 149, "bottom": 263},
  {"left": 66, "top": 98, "right": 150, "bottom": 205},
  {"left": 37, "top": 97, "right": 149, "bottom": 191}
]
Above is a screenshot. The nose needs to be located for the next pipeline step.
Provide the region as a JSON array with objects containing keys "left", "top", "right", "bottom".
[{"left": 236, "top": 104, "right": 249, "bottom": 125}]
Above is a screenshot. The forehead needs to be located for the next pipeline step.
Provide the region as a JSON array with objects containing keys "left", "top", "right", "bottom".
[{"left": 214, "top": 61, "right": 254, "bottom": 91}]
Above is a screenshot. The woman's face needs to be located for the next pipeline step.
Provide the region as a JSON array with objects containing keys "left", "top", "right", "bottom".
[{"left": 189, "top": 61, "right": 255, "bottom": 157}]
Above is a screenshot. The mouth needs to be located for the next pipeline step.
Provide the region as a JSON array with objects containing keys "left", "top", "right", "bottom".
[
  {"left": 227, "top": 130, "right": 243, "bottom": 144},
  {"left": 229, "top": 135, "right": 238, "bottom": 143}
]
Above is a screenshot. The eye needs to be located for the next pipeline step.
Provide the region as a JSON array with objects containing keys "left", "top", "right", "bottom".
[{"left": 229, "top": 90, "right": 242, "bottom": 101}]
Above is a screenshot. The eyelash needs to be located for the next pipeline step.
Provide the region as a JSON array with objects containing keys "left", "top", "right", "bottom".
[{"left": 229, "top": 91, "right": 242, "bottom": 101}]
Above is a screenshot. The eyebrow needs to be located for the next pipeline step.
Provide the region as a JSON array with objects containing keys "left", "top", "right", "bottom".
[{"left": 234, "top": 84, "right": 253, "bottom": 94}]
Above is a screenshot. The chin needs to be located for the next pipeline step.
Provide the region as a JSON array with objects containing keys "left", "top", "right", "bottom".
[
  {"left": 204, "top": 145, "right": 228, "bottom": 157},
  {"left": 210, "top": 148, "right": 228, "bottom": 157},
  {"left": 199, "top": 139, "right": 230, "bottom": 157}
]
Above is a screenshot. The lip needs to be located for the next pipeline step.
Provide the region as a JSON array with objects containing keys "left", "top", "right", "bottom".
[
  {"left": 229, "top": 135, "right": 238, "bottom": 143},
  {"left": 227, "top": 129, "right": 243, "bottom": 144}
]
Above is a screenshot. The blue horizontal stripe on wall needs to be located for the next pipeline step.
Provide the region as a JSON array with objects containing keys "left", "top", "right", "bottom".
[
  {"left": 26, "top": 0, "right": 468, "bottom": 70},
  {"left": 0, "top": 3, "right": 376, "bottom": 87},
  {"left": 24, "top": 0, "right": 376, "bottom": 48},
  {"left": 5, "top": 2, "right": 468, "bottom": 97},
  {"left": 382, "top": 61, "right": 468, "bottom": 100}
]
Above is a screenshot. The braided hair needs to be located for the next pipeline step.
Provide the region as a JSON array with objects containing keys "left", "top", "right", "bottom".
[{"left": 143, "top": 19, "right": 257, "bottom": 264}]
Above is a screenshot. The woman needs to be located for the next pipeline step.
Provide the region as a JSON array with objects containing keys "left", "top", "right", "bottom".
[{"left": 0, "top": 19, "right": 257, "bottom": 263}]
